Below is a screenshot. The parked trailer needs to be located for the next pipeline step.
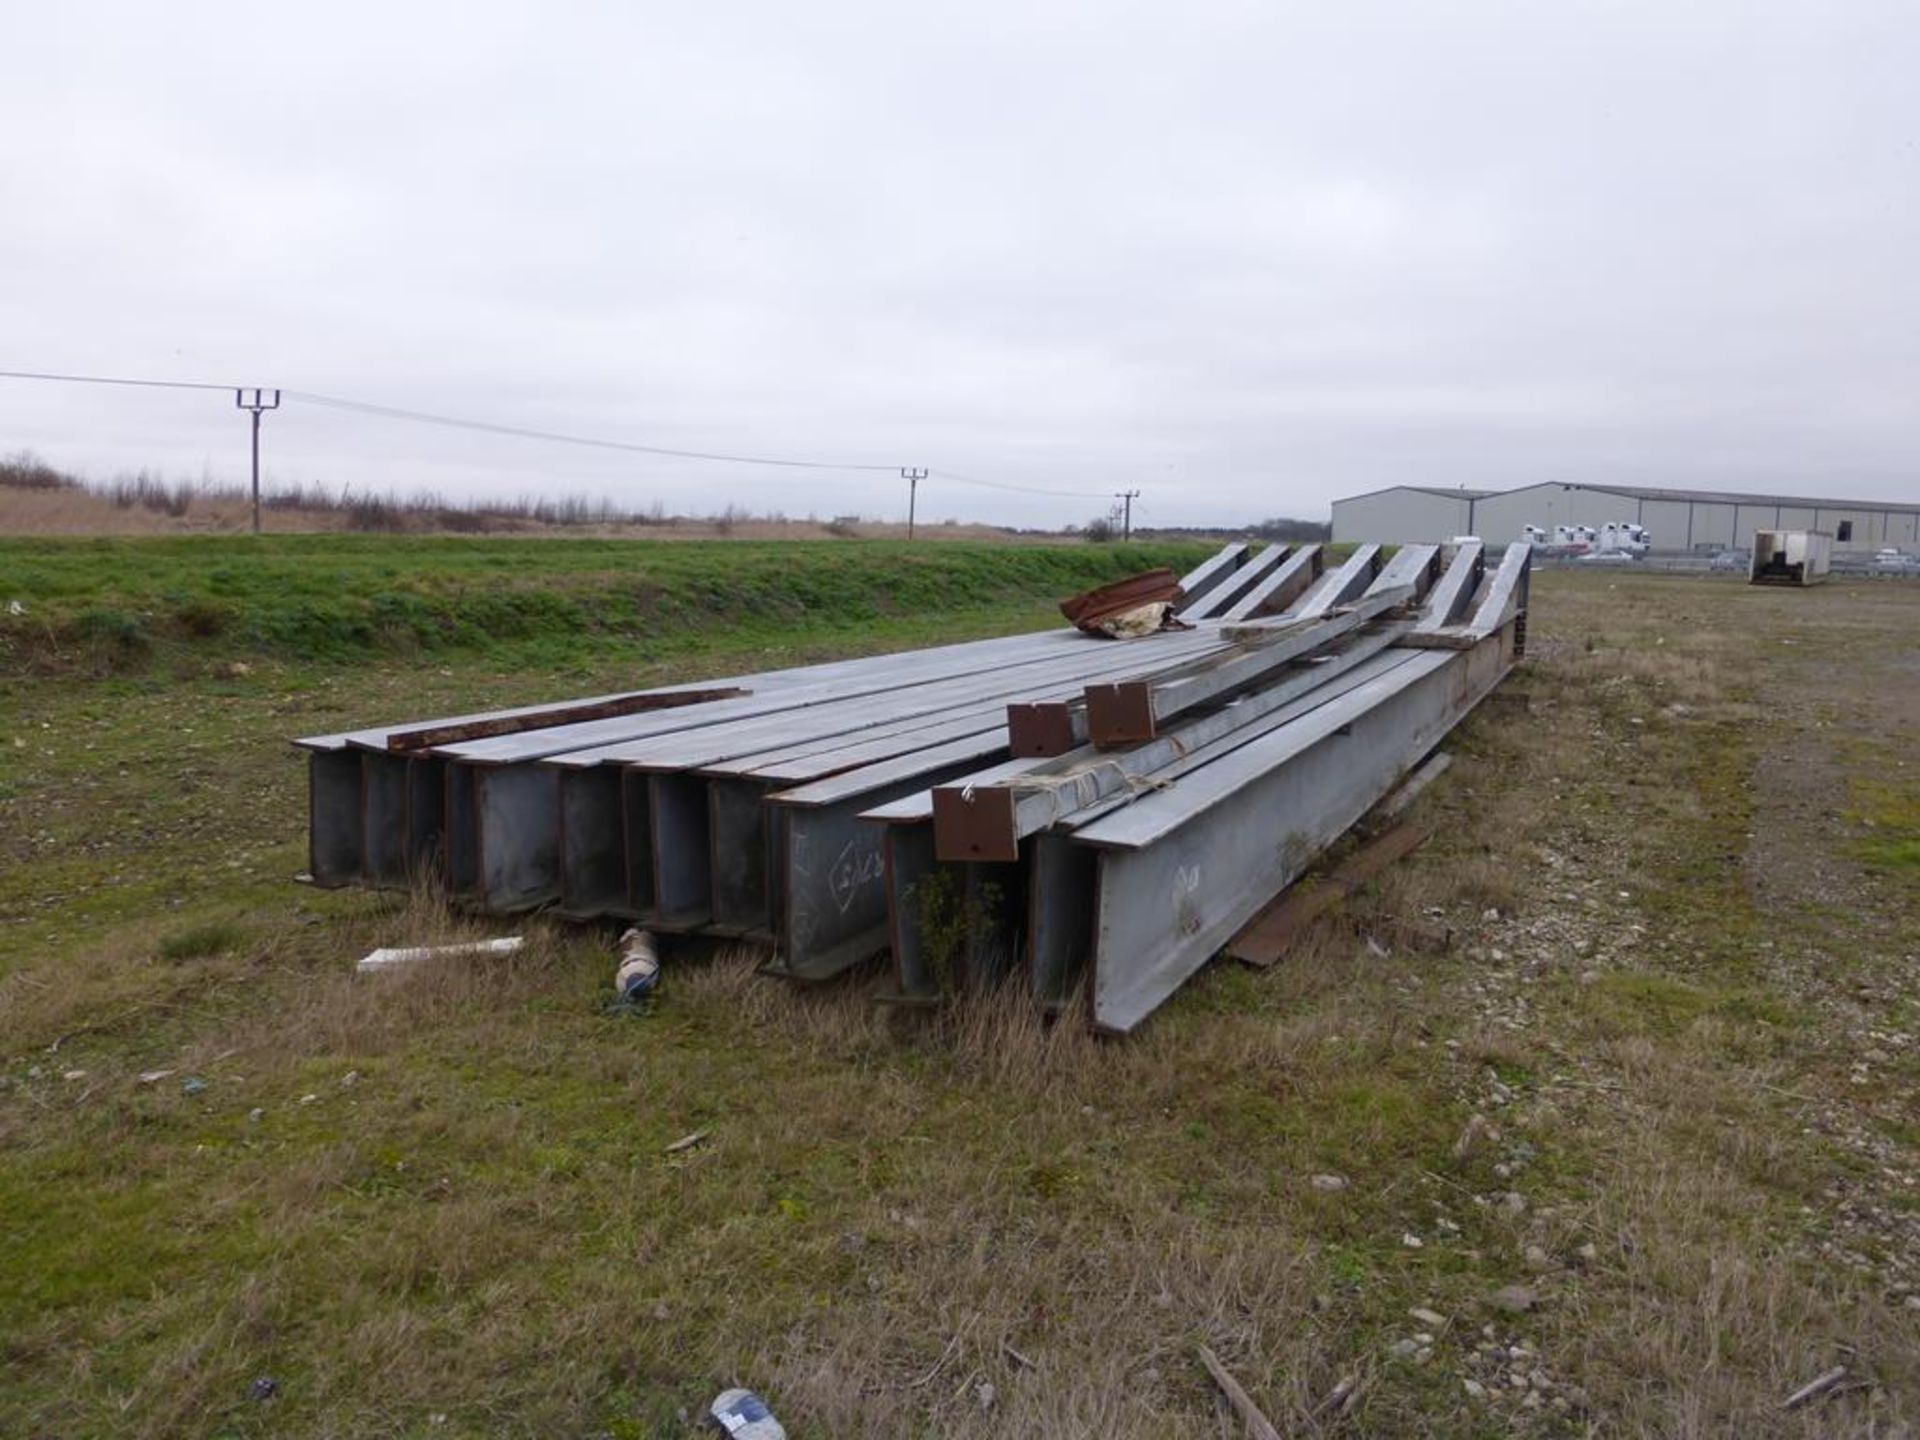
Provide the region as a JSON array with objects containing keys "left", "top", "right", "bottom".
[{"left": 1749, "top": 530, "right": 1832, "bottom": 587}]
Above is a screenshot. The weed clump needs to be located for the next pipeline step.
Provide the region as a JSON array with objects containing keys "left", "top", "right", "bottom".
[
  {"left": 72, "top": 608, "right": 151, "bottom": 669},
  {"left": 158, "top": 921, "right": 247, "bottom": 961}
]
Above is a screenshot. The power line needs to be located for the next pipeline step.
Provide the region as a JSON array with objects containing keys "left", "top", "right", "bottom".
[
  {"left": 286, "top": 390, "right": 904, "bottom": 474},
  {"left": 0, "top": 367, "right": 238, "bottom": 394},
  {"left": 930, "top": 467, "right": 1110, "bottom": 500},
  {"left": 0, "top": 365, "right": 1120, "bottom": 499}
]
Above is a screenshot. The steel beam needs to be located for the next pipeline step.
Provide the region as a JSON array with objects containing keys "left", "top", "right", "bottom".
[
  {"left": 361, "top": 753, "right": 410, "bottom": 886},
  {"left": 1088, "top": 588, "right": 1411, "bottom": 745},
  {"left": 405, "top": 756, "right": 446, "bottom": 879},
  {"left": 1079, "top": 631, "right": 1515, "bottom": 1033},
  {"left": 963, "top": 852, "right": 1029, "bottom": 988},
  {"left": 473, "top": 765, "right": 561, "bottom": 912},
  {"left": 621, "top": 771, "right": 656, "bottom": 914},
  {"left": 1468, "top": 543, "right": 1532, "bottom": 634},
  {"left": 1412, "top": 541, "right": 1485, "bottom": 634},
  {"left": 649, "top": 773, "right": 713, "bottom": 930},
  {"left": 1403, "top": 543, "right": 1532, "bottom": 649},
  {"left": 708, "top": 776, "right": 776, "bottom": 936},
  {"left": 384, "top": 687, "right": 748, "bottom": 751},
  {"left": 557, "top": 767, "right": 630, "bottom": 919},
  {"left": 440, "top": 627, "right": 1113, "bottom": 767},
  {"left": 550, "top": 630, "right": 1220, "bottom": 773},
  {"left": 308, "top": 750, "right": 363, "bottom": 886},
  {"left": 1028, "top": 832, "right": 1096, "bottom": 1007},
  {"left": 725, "top": 635, "right": 1228, "bottom": 784},
  {"left": 1180, "top": 544, "right": 1291, "bottom": 621},
  {"left": 445, "top": 763, "right": 479, "bottom": 895},
  {"left": 773, "top": 757, "right": 995, "bottom": 982},
  {"left": 1364, "top": 543, "right": 1441, "bottom": 601},
  {"left": 1217, "top": 544, "right": 1323, "bottom": 621},
  {"left": 933, "top": 626, "right": 1407, "bottom": 861},
  {"left": 1289, "top": 544, "right": 1383, "bottom": 618},
  {"left": 1172, "top": 542, "right": 1249, "bottom": 610},
  {"left": 881, "top": 820, "right": 948, "bottom": 1002}
]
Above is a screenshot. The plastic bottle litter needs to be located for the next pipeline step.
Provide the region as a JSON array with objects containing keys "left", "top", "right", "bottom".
[
  {"left": 708, "top": 1388, "right": 785, "bottom": 1439},
  {"left": 615, "top": 928, "right": 661, "bottom": 1001}
]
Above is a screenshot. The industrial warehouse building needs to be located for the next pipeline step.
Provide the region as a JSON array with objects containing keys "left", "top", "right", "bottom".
[{"left": 1331, "top": 482, "right": 1920, "bottom": 554}]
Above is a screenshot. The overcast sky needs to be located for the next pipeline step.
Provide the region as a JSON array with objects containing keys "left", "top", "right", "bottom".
[{"left": 1, "top": 1, "right": 1914, "bottom": 528}]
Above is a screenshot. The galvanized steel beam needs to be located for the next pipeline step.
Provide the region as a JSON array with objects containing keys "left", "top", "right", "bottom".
[
  {"left": 932, "top": 625, "right": 1407, "bottom": 862},
  {"left": 1172, "top": 542, "right": 1249, "bottom": 610},
  {"left": 1289, "top": 544, "right": 1383, "bottom": 619},
  {"left": 649, "top": 773, "right": 714, "bottom": 930},
  {"left": 557, "top": 768, "right": 629, "bottom": 919},
  {"left": 1363, "top": 543, "right": 1441, "bottom": 602},
  {"left": 1078, "top": 631, "right": 1516, "bottom": 1033},
  {"left": 1217, "top": 544, "right": 1323, "bottom": 621},
  {"left": 472, "top": 765, "right": 561, "bottom": 912},
  {"left": 1028, "top": 832, "right": 1096, "bottom": 1008},
  {"left": 307, "top": 751, "right": 363, "bottom": 886},
  {"left": 772, "top": 755, "right": 1000, "bottom": 982},
  {"left": 1179, "top": 544, "right": 1292, "bottom": 621},
  {"left": 1088, "top": 587, "right": 1412, "bottom": 745},
  {"left": 1411, "top": 541, "right": 1485, "bottom": 635}
]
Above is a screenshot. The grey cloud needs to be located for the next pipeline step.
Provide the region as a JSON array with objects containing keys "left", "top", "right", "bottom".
[{"left": 2, "top": 0, "right": 1913, "bottom": 529}]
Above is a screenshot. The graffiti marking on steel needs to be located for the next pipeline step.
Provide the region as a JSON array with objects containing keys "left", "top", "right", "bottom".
[{"left": 829, "top": 840, "right": 885, "bottom": 914}]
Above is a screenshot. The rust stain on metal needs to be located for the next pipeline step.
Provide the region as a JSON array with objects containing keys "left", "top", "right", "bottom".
[
  {"left": 932, "top": 785, "right": 1021, "bottom": 864},
  {"left": 1085, "top": 681, "right": 1158, "bottom": 745},
  {"left": 1057, "top": 568, "right": 1184, "bottom": 634},
  {"left": 1007, "top": 700, "right": 1081, "bottom": 758},
  {"left": 1227, "top": 823, "right": 1431, "bottom": 967},
  {"left": 386, "top": 688, "right": 749, "bottom": 752}
]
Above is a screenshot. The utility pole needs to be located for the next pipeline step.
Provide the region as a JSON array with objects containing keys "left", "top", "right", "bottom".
[
  {"left": 236, "top": 388, "right": 281, "bottom": 534},
  {"left": 1114, "top": 489, "right": 1141, "bottom": 542},
  {"left": 901, "top": 467, "right": 928, "bottom": 539}
]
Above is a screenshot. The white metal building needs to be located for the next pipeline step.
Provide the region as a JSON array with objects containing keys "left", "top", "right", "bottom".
[{"left": 1331, "top": 482, "right": 1920, "bottom": 554}]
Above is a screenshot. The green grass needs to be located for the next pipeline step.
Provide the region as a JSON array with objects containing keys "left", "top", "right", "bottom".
[
  {"left": 0, "top": 535, "right": 1215, "bottom": 672},
  {"left": 157, "top": 920, "right": 249, "bottom": 962},
  {"left": 4, "top": 557, "right": 1919, "bottom": 1436},
  {"left": 1850, "top": 774, "right": 1920, "bottom": 872}
]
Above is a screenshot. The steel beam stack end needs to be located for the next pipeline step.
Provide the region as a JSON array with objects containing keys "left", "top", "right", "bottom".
[{"left": 296, "top": 541, "right": 1534, "bottom": 1034}]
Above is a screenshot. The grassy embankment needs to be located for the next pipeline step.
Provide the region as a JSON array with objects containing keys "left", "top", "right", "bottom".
[
  {"left": 0, "top": 534, "right": 1215, "bottom": 674},
  {"left": 2, "top": 542, "right": 1918, "bottom": 1437}
]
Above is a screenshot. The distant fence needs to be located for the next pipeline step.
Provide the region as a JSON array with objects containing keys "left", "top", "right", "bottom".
[{"left": 1530, "top": 551, "right": 1920, "bottom": 581}]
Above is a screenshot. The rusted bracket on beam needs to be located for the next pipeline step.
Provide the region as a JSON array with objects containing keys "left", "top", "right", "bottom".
[{"left": 1087, "top": 587, "right": 1414, "bottom": 746}]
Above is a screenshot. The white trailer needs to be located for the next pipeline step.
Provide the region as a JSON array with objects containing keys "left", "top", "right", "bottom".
[
  {"left": 1597, "top": 521, "right": 1650, "bottom": 555},
  {"left": 1749, "top": 530, "right": 1832, "bottom": 586}
]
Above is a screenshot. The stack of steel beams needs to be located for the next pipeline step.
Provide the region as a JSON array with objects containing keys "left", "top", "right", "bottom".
[{"left": 299, "top": 540, "right": 1530, "bottom": 1031}]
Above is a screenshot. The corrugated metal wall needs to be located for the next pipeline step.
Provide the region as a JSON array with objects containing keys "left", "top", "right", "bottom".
[{"left": 1330, "top": 489, "right": 1475, "bottom": 544}]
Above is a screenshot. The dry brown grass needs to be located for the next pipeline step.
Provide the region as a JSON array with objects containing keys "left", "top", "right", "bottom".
[{"left": 0, "top": 479, "right": 1050, "bottom": 542}]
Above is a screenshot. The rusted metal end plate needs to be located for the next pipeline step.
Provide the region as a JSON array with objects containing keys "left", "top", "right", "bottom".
[
  {"left": 1008, "top": 701, "right": 1079, "bottom": 758},
  {"left": 1086, "top": 682, "right": 1156, "bottom": 746},
  {"left": 932, "top": 784, "right": 1020, "bottom": 864}
]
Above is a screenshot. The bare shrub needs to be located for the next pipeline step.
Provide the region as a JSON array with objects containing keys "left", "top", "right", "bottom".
[
  {"left": 0, "top": 449, "right": 78, "bottom": 490},
  {"left": 342, "top": 490, "right": 408, "bottom": 533}
]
